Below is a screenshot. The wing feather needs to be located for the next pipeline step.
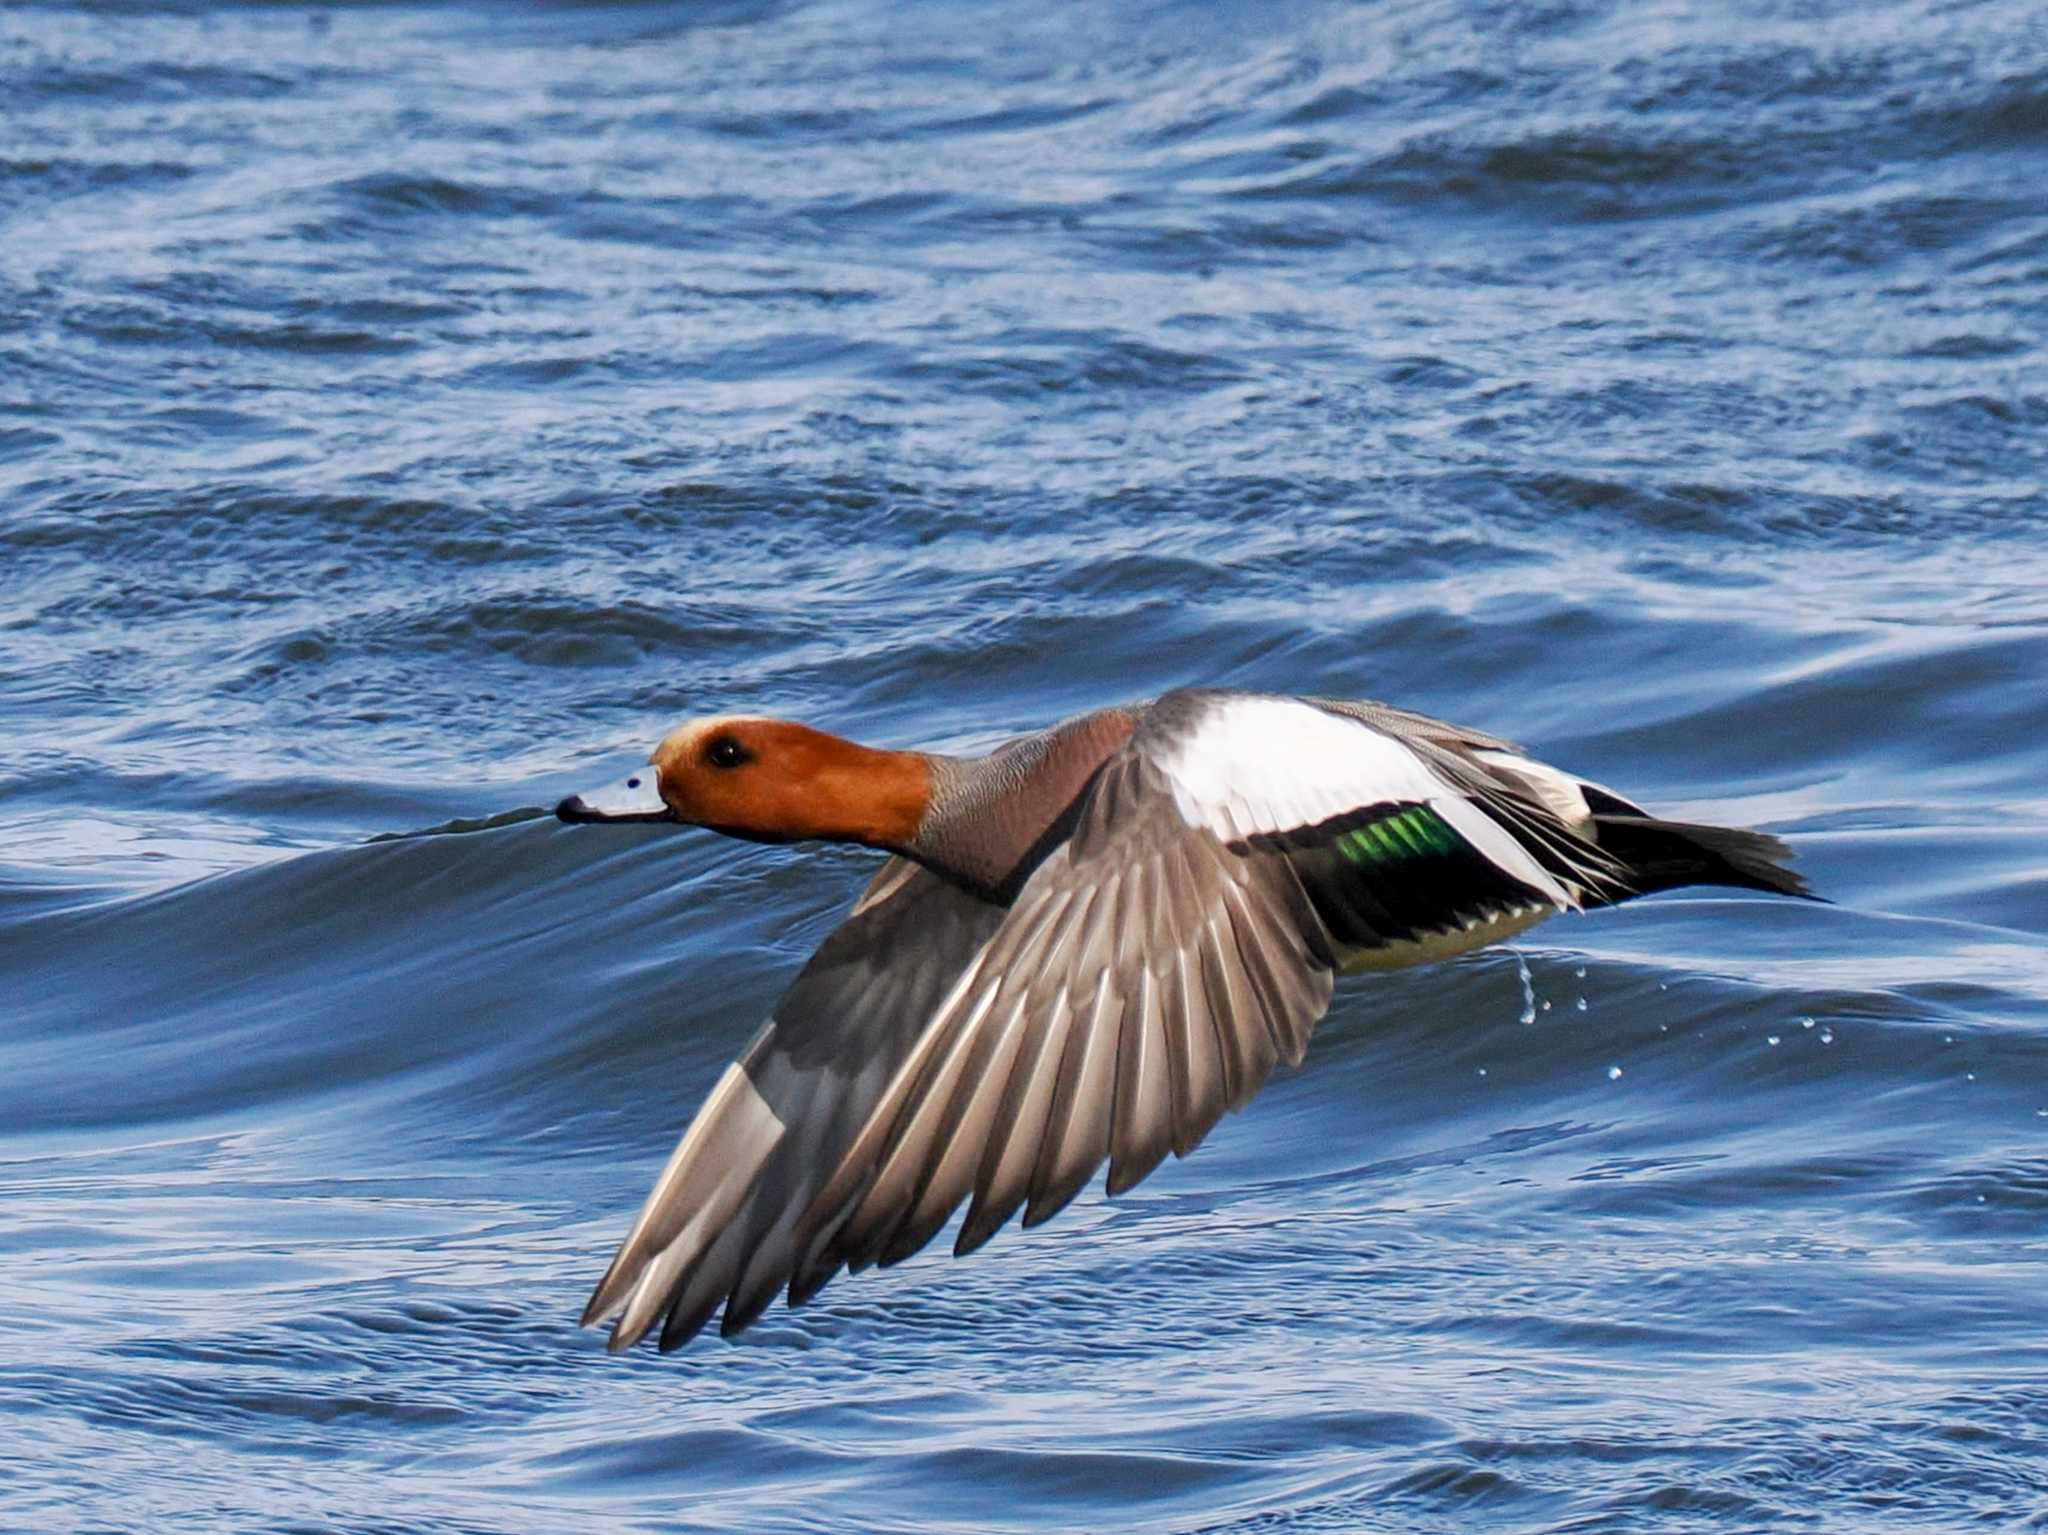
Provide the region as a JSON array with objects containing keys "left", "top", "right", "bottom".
[
  {"left": 1024, "top": 966, "right": 1124, "bottom": 1228},
  {"left": 957, "top": 985, "right": 1075, "bottom": 1255},
  {"left": 1108, "top": 965, "right": 1172, "bottom": 1196}
]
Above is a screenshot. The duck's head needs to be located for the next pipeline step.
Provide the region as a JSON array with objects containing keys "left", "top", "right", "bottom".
[{"left": 554, "top": 715, "right": 930, "bottom": 849}]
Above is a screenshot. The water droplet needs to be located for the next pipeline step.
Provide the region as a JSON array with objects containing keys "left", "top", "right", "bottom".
[
  {"left": 1574, "top": 966, "right": 1586, "bottom": 979},
  {"left": 1514, "top": 951, "right": 1536, "bottom": 1026},
  {"left": 1943, "top": 1034, "right": 1955, "bottom": 1045},
  {"left": 1800, "top": 1016, "right": 1815, "bottom": 1030},
  {"left": 1476, "top": 1067, "right": 1488, "bottom": 1077},
  {"left": 1977, "top": 1194, "right": 1988, "bottom": 1204},
  {"left": 1606, "top": 1065, "right": 1623, "bottom": 1081},
  {"left": 1541, "top": 999, "right": 1552, "bottom": 1013},
  {"left": 1658, "top": 1023, "right": 1669, "bottom": 1033},
  {"left": 1967, "top": 1072, "right": 1977, "bottom": 1082},
  {"left": 1767, "top": 1035, "right": 1781, "bottom": 1047},
  {"left": 1658, "top": 982, "right": 1667, "bottom": 991},
  {"left": 1818, "top": 1028, "right": 1833, "bottom": 1044},
  {"left": 1575, "top": 997, "right": 1587, "bottom": 1012},
  {"left": 2035, "top": 1108, "right": 2046, "bottom": 1118}
]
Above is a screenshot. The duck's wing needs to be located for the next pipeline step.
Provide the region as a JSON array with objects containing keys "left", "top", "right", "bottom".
[
  {"left": 790, "top": 689, "right": 1596, "bottom": 1290},
  {"left": 582, "top": 855, "right": 1007, "bottom": 1352}
]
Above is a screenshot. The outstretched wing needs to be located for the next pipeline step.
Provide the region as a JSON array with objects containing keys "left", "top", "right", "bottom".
[
  {"left": 790, "top": 690, "right": 1596, "bottom": 1290},
  {"left": 793, "top": 746, "right": 1337, "bottom": 1281},
  {"left": 582, "top": 857, "right": 1006, "bottom": 1351}
]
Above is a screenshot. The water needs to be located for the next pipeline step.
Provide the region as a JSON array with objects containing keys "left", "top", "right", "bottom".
[{"left": 5, "top": 0, "right": 2048, "bottom": 1528}]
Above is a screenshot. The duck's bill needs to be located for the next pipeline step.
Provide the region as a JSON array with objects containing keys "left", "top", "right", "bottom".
[{"left": 555, "top": 771, "right": 677, "bottom": 825}]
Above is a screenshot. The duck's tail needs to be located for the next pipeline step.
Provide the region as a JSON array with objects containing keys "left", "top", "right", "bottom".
[{"left": 1590, "top": 813, "right": 1819, "bottom": 903}]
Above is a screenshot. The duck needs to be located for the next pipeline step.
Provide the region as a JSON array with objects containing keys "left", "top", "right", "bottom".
[{"left": 554, "top": 687, "right": 1813, "bottom": 1353}]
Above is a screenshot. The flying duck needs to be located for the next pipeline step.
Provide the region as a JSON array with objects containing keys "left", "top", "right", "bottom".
[{"left": 554, "top": 687, "right": 1812, "bottom": 1352}]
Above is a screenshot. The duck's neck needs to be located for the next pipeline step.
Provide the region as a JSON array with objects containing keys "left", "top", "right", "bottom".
[{"left": 906, "top": 709, "right": 1137, "bottom": 900}]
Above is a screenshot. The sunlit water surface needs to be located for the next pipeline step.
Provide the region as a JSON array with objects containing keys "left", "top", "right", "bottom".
[{"left": 4, "top": 1, "right": 2048, "bottom": 1530}]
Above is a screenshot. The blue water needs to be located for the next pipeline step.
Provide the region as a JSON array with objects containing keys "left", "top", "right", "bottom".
[{"left": 5, "top": 0, "right": 2048, "bottom": 1529}]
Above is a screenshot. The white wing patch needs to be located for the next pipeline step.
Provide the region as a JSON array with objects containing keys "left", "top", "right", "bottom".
[
  {"left": 1155, "top": 695, "right": 1575, "bottom": 910},
  {"left": 1156, "top": 696, "right": 1449, "bottom": 838}
]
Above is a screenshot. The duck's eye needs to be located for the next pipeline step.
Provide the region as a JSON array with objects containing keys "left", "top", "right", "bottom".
[
  {"left": 706, "top": 736, "right": 750, "bottom": 770},
  {"left": 626, "top": 777, "right": 641, "bottom": 789}
]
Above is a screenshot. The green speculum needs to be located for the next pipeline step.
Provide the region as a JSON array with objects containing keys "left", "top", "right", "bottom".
[{"left": 1334, "top": 804, "right": 1458, "bottom": 865}]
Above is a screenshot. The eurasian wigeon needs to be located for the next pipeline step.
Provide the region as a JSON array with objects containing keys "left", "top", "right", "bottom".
[{"left": 555, "top": 687, "right": 1813, "bottom": 1352}]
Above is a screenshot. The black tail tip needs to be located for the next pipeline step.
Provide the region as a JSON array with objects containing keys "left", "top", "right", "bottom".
[{"left": 1593, "top": 814, "right": 1822, "bottom": 903}]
